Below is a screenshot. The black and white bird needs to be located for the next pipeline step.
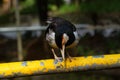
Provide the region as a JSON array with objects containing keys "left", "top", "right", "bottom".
[{"left": 45, "top": 17, "right": 79, "bottom": 61}]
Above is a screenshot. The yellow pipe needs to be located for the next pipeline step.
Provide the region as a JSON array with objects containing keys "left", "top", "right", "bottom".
[{"left": 0, "top": 54, "right": 120, "bottom": 78}]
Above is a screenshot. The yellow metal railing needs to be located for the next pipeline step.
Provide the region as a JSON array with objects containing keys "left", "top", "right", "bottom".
[{"left": 0, "top": 54, "right": 120, "bottom": 78}]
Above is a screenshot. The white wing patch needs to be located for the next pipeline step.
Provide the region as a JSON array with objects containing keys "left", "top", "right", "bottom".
[{"left": 67, "top": 31, "right": 80, "bottom": 48}]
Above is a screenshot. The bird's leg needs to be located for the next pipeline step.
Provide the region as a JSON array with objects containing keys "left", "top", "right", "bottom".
[
  {"left": 60, "top": 45, "right": 65, "bottom": 60},
  {"left": 66, "top": 52, "right": 72, "bottom": 62},
  {"left": 61, "top": 44, "right": 67, "bottom": 68},
  {"left": 51, "top": 48, "right": 60, "bottom": 61}
]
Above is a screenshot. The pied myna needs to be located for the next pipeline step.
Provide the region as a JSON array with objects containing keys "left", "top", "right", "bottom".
[{"left": 45, "top": 17, "right": 79, "bottom": 61}]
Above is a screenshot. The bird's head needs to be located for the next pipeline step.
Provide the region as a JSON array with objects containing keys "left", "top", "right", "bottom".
[{"left": 62, "top": 33, "right": 69, "bottom": 46}]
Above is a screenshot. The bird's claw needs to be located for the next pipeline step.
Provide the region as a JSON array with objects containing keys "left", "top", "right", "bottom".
[
  {"left": 55, "top": 57, "right": 63, "bottom": 62},
  {"left": 68, "top": 57, "right": 72, "bottom": 62},
  {"left": 54, "top": 57, "right": 63, "bottom": 64}
]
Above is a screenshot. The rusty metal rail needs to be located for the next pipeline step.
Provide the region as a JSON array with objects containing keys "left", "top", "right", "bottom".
[{"left": 0, "top": 54, "right": 120, "bottom": 78}]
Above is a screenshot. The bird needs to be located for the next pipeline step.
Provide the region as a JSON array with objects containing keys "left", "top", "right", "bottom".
[{"left": 45, "top": 17, "right": 79, "bottom": 61}]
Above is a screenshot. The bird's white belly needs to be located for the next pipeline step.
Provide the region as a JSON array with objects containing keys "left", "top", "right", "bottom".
[{"left": 46, "top": 32, "right": 58, "bottom": 48}]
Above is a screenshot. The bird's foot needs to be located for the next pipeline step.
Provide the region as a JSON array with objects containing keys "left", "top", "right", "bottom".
[
  {"left": 54, "top": 56, "right": 63, "bottom": 62},
  {"left": 68, "top": 56, "right": 77, "bottom": 62},
  {"left": 68, "top": 56, "right": 72, "bottom": 62},
  {"left": 66, "top": 53, "right": 74, "bottom": 62},
  {"left": 54, "top": 57, "right": 63, "bottom": 64},
  {"left": 51, "top": 49, "right": 61, "bottom": 62}
]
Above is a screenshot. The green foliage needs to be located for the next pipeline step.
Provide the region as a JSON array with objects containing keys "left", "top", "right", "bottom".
[
  {"left": 21, "top": 0, "right": 35, "bottom": 8},
  {"left": 20, "top": 0, "right": 37, "bottom": 14},
  {"left": 0, "top": 0, "right": 36, "bottom": 25},
  {"left": 10, "top": 0, "right": 36, "bottom": 14},
  {"left": 106, "top": 36, "right": 120, "bottom": 53},
  {"left": 58, "top": 4, "right": 79, "bottom": 14},
  {"left": 77, "top": 46, "right": 96, "bottom": 56},
  {"left": 77, "top": 34, "right": 120, "bottom": 56},
  {"left": 80, "top": 0, "right": 120, "bottom": 13},
  {"left": 48, "top": 5, "right": 58, "bottom": 11},
  {"left": 0, "top": 13, "right": 13, "bottom": 26}
]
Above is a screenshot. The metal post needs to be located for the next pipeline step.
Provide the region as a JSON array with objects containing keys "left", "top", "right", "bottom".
[{"left": 15, "top": 0, "right": 23, "bottom": 61}]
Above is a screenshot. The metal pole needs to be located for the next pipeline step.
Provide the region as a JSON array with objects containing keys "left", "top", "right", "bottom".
[
  {"left": 0, "top": 24, "right": 120, "bottom": 32},
  {"left": 15, "top": 0, "right": 23, "bottom": 61},
  {"left": 0, "top": 54, "right": 120, "bottom": 78}
]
